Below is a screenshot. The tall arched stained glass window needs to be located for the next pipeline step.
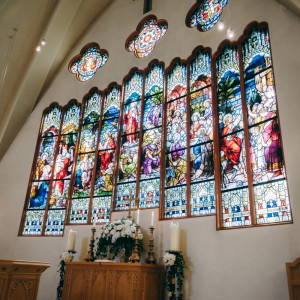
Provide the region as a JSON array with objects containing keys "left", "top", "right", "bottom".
[
  {"left": 189, "top": 47, "right": 216, "bottom": 216},
  {"left": 92, "top": 84, "right": 122, "bottom": 223},
  {"left": 241, "top": 22, "right": 291, "bottom": 225},
  {"left": 115, "top": 70, "right": 143, "bottom": 210},
  {"left": 163, "top": 60, "right": 188, "bottom": 219},
  {"left": 69, "top": 89, "right": 102, "bottom": 224},
  {"left": 21, "top": 104, "right": 62, "bottom": 235},
  {"left": 139, "top": 61, "right": 164, "bottom": 208},
  {"left": 214, "top": 42, "right": 251, "bottom": 228},
  {"left": 45, "top": 100, "right": 81, "bottom": 235}
]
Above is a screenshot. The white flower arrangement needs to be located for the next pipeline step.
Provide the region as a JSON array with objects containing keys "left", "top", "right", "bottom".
[
  {"left": 96, "top": 217, "right": 143, "bottom": 259},
  {"left": 163, "top": 252, "right": 176, "bottom": 266}
]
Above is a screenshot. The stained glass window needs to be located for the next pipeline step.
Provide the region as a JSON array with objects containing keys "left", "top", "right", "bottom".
[
  {"left": 186, "top": 0, "right": 230, "bottom": 32},
  {"left": 241, "top": 23, "right": 291, "bottom": 224},
  {"left": 139, "top": 62, "right": 164, "bottom": 208},
  {"left": 69, "top": 90, "right": 102, "bottom": 224},
  {"left": 126, "top": 15, "right": 167, "bottom": 58},
  {"left": 22, "top": 104, "right": 62, "bottom": 235},
  {"left": 69, "top": 42, "right": 108, "bottom": 82},
  {"left": 115, "top": 70, "right": 143, "bottom": 210},
  {"left": 164, "top": 60, "right": 188, "bottom": 218},
  {"left": 189, "top": 48, "right": 216, "bottom": 216}
]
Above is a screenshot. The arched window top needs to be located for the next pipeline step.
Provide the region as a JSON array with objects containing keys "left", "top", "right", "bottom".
[
  {"left": 188, "top": 46, "right": 212, "bottom": 91},
  {"left": 103, "top": 83, "right": 122, "bottom": 120},
  {"left": 124, "top": 69, "right": 144, "bottom": 102},
  {"left": 42, "top": 104, "right": 62, "bottom": 136},
  {"left": 166, "top": 59, "right": 187, "bottom": 96},
  {"left": 68, "top": 43, "right": 108, "bottom": 82},
  {"left": 186, "top": 0, "right": 230, "bottom": 32},
  {"left": 62, "top": 100, "right": 81, "bottom": 134},
  {"left": 145, "top": 60, "right": 164, "bottom": 96},
  {"left": 125, "top": 15, "right": 168, "bottom": 58},
  {"left": 82, "top": 88, "right": 103, "bottom": 124}
]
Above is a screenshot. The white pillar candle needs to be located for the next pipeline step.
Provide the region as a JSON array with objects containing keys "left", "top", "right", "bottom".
[
  {"left": 66, "top": 229, "right": 76, "bottom": 252},
  {"left": 136, "top": 209, "right": 140, "bottom": 225},
  {"left": 170, "top": 222, "right": 180, "bottom": 251},
  {"left": 151, "top": 211, "right": 154, "bottom": 227}
]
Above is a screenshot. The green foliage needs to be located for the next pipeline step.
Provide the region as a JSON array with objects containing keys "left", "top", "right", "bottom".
[
  {"left": 218, "top": 75, "right": 239, "bottom": 114},
  {"left": 56, "top": 260, "right": 66, "bottom": 300},
  {"left": 165, "top": 252, "right": 186, "bottom": 300}
]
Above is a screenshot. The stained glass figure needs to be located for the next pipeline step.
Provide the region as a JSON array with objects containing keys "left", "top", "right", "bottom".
[
  {"left": 139, "top": 178, "right": 160, "bottom": 208},
  {"left": 69, "top": 198, "right": 90, "bottom": 223},
  {"left": 44, "top": 210, "right": 65, "bottom": 235},
  {"left": 126, "top": 15, "right": 167, "bottom": 58},
  {"left": 186, "top": 0, "right": 230, "bottom": 32},
  {"left": 190, "top": 182, "right": 216, "bottom": 216},
  {"left": 94, "top": 85, "right": 121, "bottom": 198},
  {"left": 69, "top": 42, "right": 108, "bottom": 82},
  {"left": 241, "top": 23, "right": 290, "bottom": 225},
  {"left": 92, "top": 197, "right": 111, "bottom": 223},
  {"left": 22, "top": 210, "right": 45, "bottom": 235},
  {"left": 222, "top": 188, "right": 251, "bottom": 227},
  {"left": 254, "top": 180, "right": 291, "bottom": 224}
]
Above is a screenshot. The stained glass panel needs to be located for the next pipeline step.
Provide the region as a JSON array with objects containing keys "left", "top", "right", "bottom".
[
  {"left": 69, "top": 43, "right": 108, "bottom": 82},
  {"left": 22, "top": 210, "right": 45, "bottom": 235},
  {"left": 139, "top": 178, "right": 160, "bottom": 208},
  {"left": 190, "top": 181, "right": 216, "bottom": 215},
  {"left": 254, "top": 180, "right": 291, "bottom": 224},
  {"left": 44, "top": 209, "right": 65, "bottom": 235},
  {"left": 222, "top": 188, "right": 251, "bottom": 227},
  {"left": 167, "top": 63, "right": 187, "bottom": 96},
  {"left": 118, "top": 144, "right": 139, "bottom": 183},
  {"left": 79, "top": 123, "right": 98, "bottom": 153},
  {"left": 115, "top": 182, "right": 136, "bottom": 210},
  {"left": 122, "top": 100, "right": 141, "bottom": 138},
  {"left": 187, "top": 0, "right": 230, "bottom": 32},
  {"left": 83, "top": 92, "right": 102, "bottom": 124},
  {"left": 164, "top": 186, "right": 187, "bottom": 218},
  {"left": 143, "top": 95, "right": 163, "bottom": 129},
  {"left": 92, "top": 197, "right": 111, "bottom": 223},
  {"left": 42, "top": 106, "right": 62, "bottom": 136},
  {"left": 72, "top": 153, "right": 95, "bottom": 198},
  {"left": 145, "top": 64, "right": 164, "bottom": 95},
  {"left": 69, "top": 198, "right": 90, "bottom": 223},
  {"left": 28, "top": 181, "right": 50, "bottom": 209},
  {"left": 124, "top": 72, "right": 143, "bottom": 103},
  {"left": 49, "top": 179, "right": 70, "bottom": 208},
  {"left": 126, "top": 16, "right": 168, "bottom": 58},
  {"left": 62, "top": 103, "right": 81, "bottom": 133},
  {"left": 103, "top": 86, "right": 121, "bottom": 120}
]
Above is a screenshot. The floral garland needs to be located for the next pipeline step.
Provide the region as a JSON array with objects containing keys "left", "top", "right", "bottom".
[
  {"left": 56, "top": 251, "right": 75, "bottom": 300},
  {"left": 163, "top": 251, "right": 186, "bottom": 300},
  {"left": 96, "top": 218, "right": 143, "bottom": 260}
]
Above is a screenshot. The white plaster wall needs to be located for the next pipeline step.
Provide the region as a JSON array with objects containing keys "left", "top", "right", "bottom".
[{"left": 0, "top": 0, "right": 299, "bottom": 299}]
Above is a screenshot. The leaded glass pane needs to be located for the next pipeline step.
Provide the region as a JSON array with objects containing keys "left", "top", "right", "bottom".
[
  {"left": 222, "top": 188, "right": 251, "bottom": 227},
  {"left": 49, "top": 179, "right": 70, "bottom": 208},
  {"left": 122, "top": 100, "right": 141, "bottom": 139},
  {"left": 145, "top": 64, "right": 164, "bottom": 95},
  {"left": 254, "top": 180, "right": 291, "bottom": 224},
  {"left": 79, "top": 123, "right": 98, "bottom": 153},
  {"left": 188, "top": 0, "right": 230, "bottom": 32},
  {"left": 28, "top": 181, "right": 50, "bottom": 209},
  {"left": 143, "top": 95, "right": 163, "bottom": 129},
  {"left": 164, "top": 186, "right": 187, "bottom": 218},
  {"left": 69, "top": 198, "right": 89, "bottom": 223},
  {"left": 118, "top": 144, "right": 139, "bottom": 183},
  {"left": 139, "top": 178, "right": 160, "bottom": 208},
  {"left": 115, "top": 182, "right": 136, "bottom": 210},
  {"left": 23, "top": 210, "right": 45, "bottom": 235},
  {"left": 103, "top": 86, "right": 121, "bottom": 120},
  {"left": 167, "top": 63, "right": 187, "bottom": 96},
  {"left": 45, "top": 209, "right": 65, "bottom": 235},
  {"left": 92, "top": 197, "right": 111, "bottom": 223},
  {"left": 62, "top": 103, "right": 81, "bottom": 133},
  {"left": 190, "top": 181, "right": 216, "bottom": 216},
  {"left": 124, "top": 72, "right": 143, "bottom": 103},
  {"left": 72, "top": 153, "right": 95, "bottom": 198},
  {"left": 83, "top": 92, "right": 102, "bottom": 124},
  {"left": 42, "top": 106, "right": 62, "bottom": 136}
]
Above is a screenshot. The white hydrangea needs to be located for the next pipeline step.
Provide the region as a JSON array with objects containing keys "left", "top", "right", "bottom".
[{"left": 163, "top": 253, "right": 176, "bottom": 266}]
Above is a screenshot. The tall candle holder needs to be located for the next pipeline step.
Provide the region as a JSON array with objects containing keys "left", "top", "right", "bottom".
[
  {"left": 84, "top": 227, "right": 96, "bottom": 262},
  {"left": 129, "top": 224, "right": 141, "bottom": 263},
  {"left": 146, "top": 226, "right": 156, "bottom": 264}
]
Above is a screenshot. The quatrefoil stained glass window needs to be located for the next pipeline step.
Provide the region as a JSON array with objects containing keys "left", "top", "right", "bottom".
[
  {"left": 186, "top": 0, "right": 230, "bottom": 32},
  {"left": 69, "top": 43, "right": 108, "bottom": 82},
  {"left": 126, "top": 15, "right": 168, "bottom": 58}
]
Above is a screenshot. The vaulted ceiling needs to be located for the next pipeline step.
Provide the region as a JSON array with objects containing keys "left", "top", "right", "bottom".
[{"left": 0, "top": 0, "right": 299, "bottom": 161}]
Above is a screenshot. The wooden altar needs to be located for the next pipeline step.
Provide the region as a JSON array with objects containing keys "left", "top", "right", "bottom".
[
  {"left": 286, "top": 257, "right": 300, "bottom": 300},
  {"left": 0, "top": 260, "right": 50, "bottom": 300},
  {"left": 61, "top": 262, "right": 164, "bottom": 300}
]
